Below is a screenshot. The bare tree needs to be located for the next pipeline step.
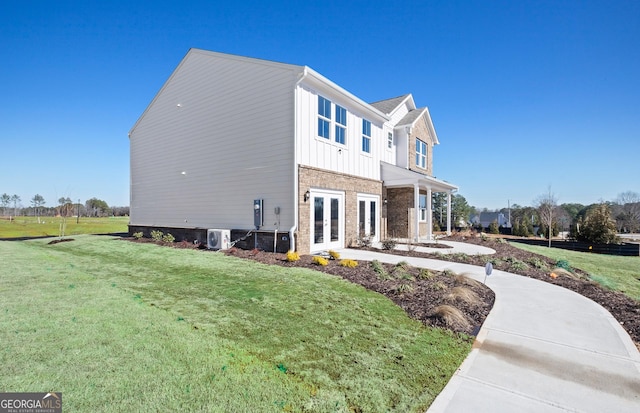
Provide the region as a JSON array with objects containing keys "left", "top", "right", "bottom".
[
  {"left": 30, "top": 194, "right": 46, "bottom": 223},
  {"left": 1, "top": 193, "right": 10, "bottom": 216},
  {"left": 615, "top": 191, "right": 640, "bottom": 233},
  {"left": 535, "top": 187, "right": 558, "bottom": 247},
  {"left": 10, "top": 194, "right": 21, "bottom": 217}
]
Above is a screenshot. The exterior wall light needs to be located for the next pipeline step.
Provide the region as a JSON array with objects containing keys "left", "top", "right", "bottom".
[{"left": 304, "top": 190, "right": 311, "bottom": 202}]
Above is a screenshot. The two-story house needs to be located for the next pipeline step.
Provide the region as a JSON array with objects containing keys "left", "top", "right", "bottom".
[{"left": 129, "top": 49, "right": 457, "bottom": 254}]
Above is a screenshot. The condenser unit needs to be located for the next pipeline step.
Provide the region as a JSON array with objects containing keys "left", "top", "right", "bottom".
[{"left": 207, "top": 229, "right": 231, "bottom": 250}]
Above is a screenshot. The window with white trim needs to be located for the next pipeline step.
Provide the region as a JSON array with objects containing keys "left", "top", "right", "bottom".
[
  {"left": 387, "top": 132, "right": 393, "bottom": 149},
  {"left": 335, "top": 104, "right": 346, "bottom": 145},
  {"left": 318, "top": 95, "right": 331, "bottom": 139},
  {"left": 362, "top": 119, "right": 371, "bottom": 153},
  {"left": 416, "top": 138, "right": 427, "bottom": 169},
  {"left": 419, "top": 194, "right": 428, "bottom": 221}
]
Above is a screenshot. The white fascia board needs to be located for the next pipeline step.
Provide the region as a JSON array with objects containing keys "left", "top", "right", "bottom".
[{"left": 300, "top": 67, "right": 389, "bottom": 123}]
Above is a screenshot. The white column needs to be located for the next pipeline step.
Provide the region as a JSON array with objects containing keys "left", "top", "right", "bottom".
[
  {"left": 426, "top": 187, "right": 433, "bottom": 240},
  {"left": 446, "top": 191, "right": 452, "bottom": 235},
  {"left": 413, "top": 183, "right": 420, "bottom": 241}
]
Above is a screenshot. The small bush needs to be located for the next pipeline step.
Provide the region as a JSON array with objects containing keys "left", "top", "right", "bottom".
[
  {"left": 454, "top": 274, "right": 481, "bottom": 288},
  {"left": 162, "top": 233, "right": 175, "bottom": 243},
  {"left": 328, "top": 250, "right": 340, "bottom": 260},
  {"left": 371, "top": 260, "right": 390, "bottom": 279},
  {"left": 339, "top": 259, "right": 358, "bottom": 268},
  {"left": 394, "top": 270, "right": 414, "bottom": 281},
  {"left": 396, "top": 283, "right": 414, "bottom": 293},
  {"left": 442, "top": 269, "right": 456, "bottom": 277},
  {"left": 556, "top": 259, "right": 571, "bottom": 271},
  {"left": 132, "top": 231, "right": 144, "bottom": 240},
  {"left": 286, "top": 251, "right": 300, "bottom": 262},
  {"left": 429, "top": 305, "right": 471, "bottom": 331},
  {"left": 312, "top": 256, "right": 329, "bottom": 266},
  {"left": 381, "top": 238, "right": 397, "bottom": 250},
  {"left": 431, "top": 281, "right": 448, "bottom": 291},
  {"left": 445, "top": 287, "right": 481, "bottom": 306},
  {"left": 480, "top": 232, "right": 488, "bottom": 241},
  {"left": 417, "top": 269, "right": 434, "bottom": 280},
  {"left": 150, "top": 230, "right": 164, "bottom": 242},
  {"left": 395, "top": 261, "right": 411, "bottom": 271},
  {"left": 358, "top": 235, "right": 372, "bottom": 248},
  {"left": 528, "top": 257, "right": 548, "bottom": 270}
]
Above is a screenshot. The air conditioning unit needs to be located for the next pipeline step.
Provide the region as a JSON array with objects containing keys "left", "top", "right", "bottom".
[{"left": 207, "top": 229, "right": 231, "bottom": 250}]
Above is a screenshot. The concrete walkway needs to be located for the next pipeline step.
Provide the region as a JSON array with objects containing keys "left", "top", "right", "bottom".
[{"left": 336, "top": 247, "right": 640, "bottom": 412}]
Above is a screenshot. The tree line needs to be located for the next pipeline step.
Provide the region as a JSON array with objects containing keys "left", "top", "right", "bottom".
[
  {"left": 456, "top": 190, "right": 640, "bottom": 245},
  {"left": 0, "top": 193, "right": 129, "bottom": 218}
]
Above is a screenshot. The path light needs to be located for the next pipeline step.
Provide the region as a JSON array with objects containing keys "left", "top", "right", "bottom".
[{"left": 484, "top": 262, "right": 493, "bottom": 284}]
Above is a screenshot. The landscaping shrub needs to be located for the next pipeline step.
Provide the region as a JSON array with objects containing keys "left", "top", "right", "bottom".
[
  {"left": 555, "top": 259, "right": 571, "bottom": 271},
  {"left": 286, "top": 250, "right": 300, "bottom": 262},
  {"left": 150, "top": 230, "right": 163, "bottom": 242},
  {"left": 338, "top": 259, "right": 358, "bottom": 268},
  {"left": 328, "top": 250, "right": 340, "bottom": 260},
  {"left": 381, "top": 238, "right": 397, "bottom": 250},
  {"left": 312, "top": 256, "right": 329, "bottom": 266},
  {"left": 371, "top": 260, "right": 390, "bottom": 279},
  {"left": 417, "top": 268, "right": 434, "bottom": 280},
  {"left": 162, "top": 233, "right": 175, "bottom": 243},
  {"left": 133, "top": 231, "right": 144, "bottom": 240}
]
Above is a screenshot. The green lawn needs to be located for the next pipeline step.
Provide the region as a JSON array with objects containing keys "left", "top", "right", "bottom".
[
  {"left": 511, "top": 242, "right": 640, "bottom": 301},
  {"left": 0, "top": 235, "right": 470, "bottom": 412},
  {"left": 0, "top": 216, "right": 129, "bottom": 238}
]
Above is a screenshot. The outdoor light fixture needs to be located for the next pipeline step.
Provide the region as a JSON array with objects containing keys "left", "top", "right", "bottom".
[
  {"left": 304, "top": 190, "right": 310, "bottom": 202},
  {"left": 384, "top": 198, "right": 388, "bottom": 205}
]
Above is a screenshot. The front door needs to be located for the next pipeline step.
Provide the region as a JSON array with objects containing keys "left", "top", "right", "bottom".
[
  {"left": 357, "top": 195, "right": 379, "bottom": 243},
  {"left": 310, "top": 190, "right": 344, "bottom": 252}
]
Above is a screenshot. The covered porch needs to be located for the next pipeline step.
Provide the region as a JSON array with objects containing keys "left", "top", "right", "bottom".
[{"left": 381, "top": 162, "right": 458, "bottom": 241}]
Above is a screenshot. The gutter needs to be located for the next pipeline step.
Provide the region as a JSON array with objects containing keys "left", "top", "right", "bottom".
[{"left": 288, "top": 68, "right": 309, "bottom": 251}]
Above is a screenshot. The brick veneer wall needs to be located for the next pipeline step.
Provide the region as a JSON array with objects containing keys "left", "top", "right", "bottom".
[
  {"left": 385, "top": 187, "right": 429, "bottom": 239},
  {"left": 298, "top": 165, "right": 382, "bottom": 254}
]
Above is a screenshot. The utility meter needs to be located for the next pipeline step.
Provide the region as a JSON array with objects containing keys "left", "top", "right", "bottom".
[{"left": 253, "top": 199, "right": 263, "bottom": 229}]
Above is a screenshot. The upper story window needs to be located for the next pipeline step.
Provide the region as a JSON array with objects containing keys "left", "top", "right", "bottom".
[
  {"left": 335, "top": 104, "right": 346, "bottom": 145},
  {"left": 318, "top": 95, "right": 331, "bottom": 139},
  {"left": 387, "top": 132, "right": 393, "bottom": 149},
  {"left": 362, "top": 119, "right": 371, "bottom": 153},
  {"left": 416, "top": 138, "right": 427, "bottom": 169}
]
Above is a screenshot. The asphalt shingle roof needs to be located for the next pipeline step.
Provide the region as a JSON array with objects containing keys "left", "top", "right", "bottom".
[{"left": 369, "top": 94, "right": 410, "bottom": 114}]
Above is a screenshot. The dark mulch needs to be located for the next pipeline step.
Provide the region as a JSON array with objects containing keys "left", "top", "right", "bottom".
[
  {"left": 124, "top": 235, "right": 640, "bottom": 347},
  {"left": 381, "top": 234, "right": 640, "bottom": 346},
  {"left": 224, "top": 248, "right": 494, "bottom": 337}
]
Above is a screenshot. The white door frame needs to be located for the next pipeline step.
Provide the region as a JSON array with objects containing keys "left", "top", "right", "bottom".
[
  {"left": 357, "top": 194, "right": 380, "bottom": 243},
  {"left": 309, "top": 189, "right": 345, "bottom": 252}
]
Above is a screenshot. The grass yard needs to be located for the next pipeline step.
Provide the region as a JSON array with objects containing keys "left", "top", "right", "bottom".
[
  {"left": 0, "top": 235, "right": 471, "bottom": 412},
  {"left": 511, "top": 242, "right": 640, "bottom": 301},
  {"left": 0, "top": 216, "right": 129, "bottom": 238}
]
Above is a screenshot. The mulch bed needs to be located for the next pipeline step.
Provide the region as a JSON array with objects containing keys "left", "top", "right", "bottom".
[
  {"left": 382, "top": 234, "right": 640, "bottom": 346},
  {"left": 125, "top": 235, "right": 640, "bottom": 347},
  {"left": 223, "top": 248, "right": 494, "bottom": 337}
]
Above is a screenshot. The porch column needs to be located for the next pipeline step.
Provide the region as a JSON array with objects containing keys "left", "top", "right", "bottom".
[
  {"left": 446, "top": 191, "right": 452, "bottom": 235},
  {"left": 413, "top": 183, "right": 420, "bottom": 241},
  {"left": 426, "top": 187, "right": 433, "bottom": 240}
]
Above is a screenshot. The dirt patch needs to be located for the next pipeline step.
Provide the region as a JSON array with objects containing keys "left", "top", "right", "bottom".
[{"left": 47, "top": 238, "right": 75, "bottom": 245}]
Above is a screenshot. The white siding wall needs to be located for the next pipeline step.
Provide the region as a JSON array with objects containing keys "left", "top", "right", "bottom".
[
  {"left": 295, "top": 85, "right": 383, "bottom": 180},
  {"left": 130, "top": 50, "right": 299, "bottom": 231}
]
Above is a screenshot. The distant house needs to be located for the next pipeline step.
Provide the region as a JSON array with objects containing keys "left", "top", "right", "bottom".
[
  {"left": 472, "top": 212, "right": 510, "bottom": 229},
  {"left": 129, "top": 49, "right": 458, "bottom": 254}
]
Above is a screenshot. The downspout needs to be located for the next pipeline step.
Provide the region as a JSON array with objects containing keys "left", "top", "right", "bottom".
[{"left": 289, "top": 68, "right": 309, "bottom": 251}]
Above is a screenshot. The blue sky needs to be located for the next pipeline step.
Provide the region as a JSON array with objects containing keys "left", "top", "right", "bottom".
[{"left": 1, "top": 0, "right": 638, "bottom": 210}]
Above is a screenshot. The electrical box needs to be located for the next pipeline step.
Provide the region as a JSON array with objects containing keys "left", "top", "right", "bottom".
[{"left": 253, "top": 199, "right": 263, "bottom": 229}]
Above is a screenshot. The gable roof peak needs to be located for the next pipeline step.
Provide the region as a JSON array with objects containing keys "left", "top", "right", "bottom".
[{"left": 369, "top": 94, "right": 415, "bottom": 115}]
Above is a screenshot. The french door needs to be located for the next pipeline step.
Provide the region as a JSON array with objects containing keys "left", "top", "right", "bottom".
[
  {"left": 310, "top": 190, "right": 344, "bottom": 252},
  {"left": 357, "top": 195, "right": 379, "bottom": 242}
]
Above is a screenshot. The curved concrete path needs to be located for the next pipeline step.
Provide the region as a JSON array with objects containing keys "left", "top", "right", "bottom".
[{"left": 337, "top": 247, "right": 640, "bottom": 412}]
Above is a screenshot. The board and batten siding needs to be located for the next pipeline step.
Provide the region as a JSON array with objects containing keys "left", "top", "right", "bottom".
[
  {"left": 295, "top": 84, "right": 383, "bottom": 181},
  {"left": 130, "top": 49, "right": 301, "bottom": 232}
]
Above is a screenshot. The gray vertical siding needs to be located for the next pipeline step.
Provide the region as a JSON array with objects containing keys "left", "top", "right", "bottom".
[{"left": 130, "top": 50, "right": 302, "bottom": 231}]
